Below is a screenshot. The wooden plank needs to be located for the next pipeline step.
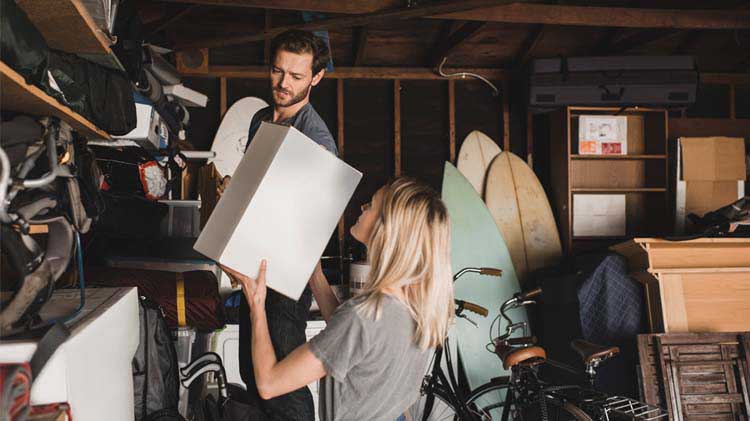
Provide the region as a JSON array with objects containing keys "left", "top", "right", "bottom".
[
  {"left": 264, "top": 9, "right": 272, "bottom": 64},
  {"left": 159, "top": 0, "right": 401, "bottom": 14},
  {"left": 526, "top": 110, "right": 533, "bottom": 166},
  {"left": 353, "top": 26, "right": 368, "bottom": 66},
  {"left": 515, "top": 25, "right": 545, "bottom": 67},
  {"left": 432, "top": 3, "right": 750, "bottom": 29},
  {"left": 449, "top": 80, "right": 456, "bottom": 163},
  {"left": 659, "top": 273, "right": 689, "bottom": 333},
  {"left": 176, "top": 0, "right": 524, "bottom": 49},
  {"left": 571, "top": 154, "right": 667, "bottom": 160},
  {"left": 394, "top": 80, "right": 401, "bottom": 177},
  {"left": 503, "top": 80, "right": 510, "bottom": 151},
  {"left": 181, "top": 65, "right": 507, "bottom": 81},
  {"left": 0, "top": 61, "right": 110, "bottom": 140},
  {"left": 220, "top": 77, "right": 228, "bottom": 117},
  {"left": 730, "top": 84, "right": 736, "bottom": 120},
  {"left": 701, "top": 73, "right": 750, "bottom": 85},
  {"left": 431, "top": 21, "right": 487, "bottom": 66},
  {"left": 669, "top": 346, "right": 685, "bottom": 420},
  {"left": 607, "top": 29, "right": 683, "bottom": 54},
  {"left": 16, "top": 0, "right": 112, "bottom": 55},
  {"left": 148, "top": 4, "right": 198, "bottom": 35}
]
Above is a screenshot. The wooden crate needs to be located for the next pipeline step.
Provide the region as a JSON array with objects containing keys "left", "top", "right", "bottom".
[{"left": 638, "top": 332, "right": 750, "bottom": 420}]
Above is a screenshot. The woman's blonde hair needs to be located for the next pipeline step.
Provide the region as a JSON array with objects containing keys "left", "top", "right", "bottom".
[{"left": 358, "top": 178, "right": 454, "bottom": 350}]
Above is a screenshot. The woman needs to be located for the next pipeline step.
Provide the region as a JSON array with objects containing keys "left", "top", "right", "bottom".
[{"left": 222, "top": 177, "right": 454, "bottom": 420}]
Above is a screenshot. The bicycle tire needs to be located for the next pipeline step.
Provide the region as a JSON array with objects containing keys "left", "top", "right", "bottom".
[
  {"left": 465, "top": 380, "right": 592, "bottom": 421},
  {"left": 408, "top": 388, "right": 459, "bottom": 421}
]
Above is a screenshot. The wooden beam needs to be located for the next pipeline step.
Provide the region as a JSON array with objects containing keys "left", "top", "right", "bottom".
[
  {"left": 526, "top": 110, "right": 533, "bottom": 167},
  {"left": 449, "top": 79, "right": 456, "bottom": 163},
  {"left": 219, "top": 77, "right": 227, "bottom": 117},
  {"left": 353, "top": 26, "right": 368, "bottom": 66},
  {"left": 607, "top": 28, "right": 683, "bottom": 54},
  {"left": 673, "top": 30, "right": 703, "bottom": 54},
  {"left": 502, "top": 80, "right": 510, "bottom": 151},
  {"left": 394, "top": 80, "right": 401, "bottom": 177},
  {"left": 701, "top": 73, "right": 750, "bottom": 85},
  {"left": 515, "top": 24, "right": 545, "bottom": 68},
  {"left": 160, "top": 0, "right": 400, "bottom": 14},
  {"left": 337, "top": 79, "right": 346, "bottom": 273},
  {"left": 180, "top": 64, "right": 507, "bottom": 80},
  {"left": 176, "top": 0, "right": 526, "bottom": 49},
  {"left": 148, "top": 4, "right": 198, "bottom": 35},
  {"left": 730, "top": 84, "right": 736, "bottom": 120},
  {"left": 431, "top": 21, "right": 487, "bottom": 66},
  {"left": 264, "top": 9, "right": 271, "bottom": 64},
  {"left": 433, "top": 4, "right": 750, "bottom": 29}
]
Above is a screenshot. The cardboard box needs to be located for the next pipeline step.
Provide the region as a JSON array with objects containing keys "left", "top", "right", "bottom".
[
  {"left": 675, "top": 137, "right": 746, "bottom": 233},
  {"left": 573, "top": 194, "right": 626, "bottom": 237},
  {"left": 113, "top": 93, "right": 168, "bottom": 150},
  {"left": 578, "top": 115, "right": 628, "bottom": 155},
  {"left": 194, "top": 122, "right": 362, "bottom": 300}
]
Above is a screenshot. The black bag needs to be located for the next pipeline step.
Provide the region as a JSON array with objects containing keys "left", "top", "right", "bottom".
[
  {"left": 529, "top": 56, "right": 698, "bottom": 109},
  {"left": 133, "top": 297, "right": 182, "bottom": 421},
  {"left": 0, "top": 0, "right": 50, "bottom": 87}
]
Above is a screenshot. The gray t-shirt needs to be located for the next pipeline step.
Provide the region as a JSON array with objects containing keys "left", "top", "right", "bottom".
[
  {"left": 309, "top": 295, "right": 433, "bottom": 421},
  {"left": 247, "top": 102, "right": 337, "bottom": 155}
]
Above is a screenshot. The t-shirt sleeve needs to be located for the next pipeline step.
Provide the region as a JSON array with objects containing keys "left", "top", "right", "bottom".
[{"left": 308, "top": 302, "right": 369, "bottom": 380}]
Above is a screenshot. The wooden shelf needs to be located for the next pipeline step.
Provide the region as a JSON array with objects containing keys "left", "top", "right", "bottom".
[
  {"left": 15, "top": 0, "right": 112, "bottom": 55},
  {"left": 572, "top": 187, "right": 667, "bottom": 193},
  {"left": 571, "top": 154, "right": 667, "bottom": 160},
  {"left": 1, "top": 61, "right": 110, "bottom": 140},
  {"left": 573, "top": 236, "right": 630, "bottom": 240}
]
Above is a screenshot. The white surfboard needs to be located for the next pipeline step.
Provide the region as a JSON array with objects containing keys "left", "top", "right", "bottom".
[
  {"left": 456, "top": 130, "right": 502, "bottom": 198},
  {"left": 210, "top": 97, "right": 269, "bottom": 177}
]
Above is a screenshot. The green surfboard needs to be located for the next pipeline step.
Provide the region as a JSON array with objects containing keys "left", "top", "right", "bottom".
[{"left": 442, "top": 162, "right": 528, "bottom": 389}]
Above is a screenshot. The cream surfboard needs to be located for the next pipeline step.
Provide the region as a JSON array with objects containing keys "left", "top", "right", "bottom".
[
  {"left": 485, "top": 151, "right": 562, "bottom": 284},
  {"left": 456, "top": 130, "right": 501, "bottom": 198},
  {"left": 210, "top": 97, "right": 269, "bottom": 177}
]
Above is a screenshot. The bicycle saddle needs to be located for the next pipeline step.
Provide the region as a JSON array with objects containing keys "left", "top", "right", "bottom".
[
  {"left": 502, "top": 346, "right": 547, "bottom": 370},
  {"left": 571, "top": 339, "right": 619, "bottom": 365}
]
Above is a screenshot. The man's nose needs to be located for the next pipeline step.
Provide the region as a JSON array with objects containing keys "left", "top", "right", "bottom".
[{"left": 278, "top": 73, "right": 290, "bottom": 89}]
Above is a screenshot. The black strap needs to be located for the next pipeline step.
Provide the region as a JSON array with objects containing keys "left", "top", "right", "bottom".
[{"left": 29, "top": 322, "right": 71, "bottom": 379}]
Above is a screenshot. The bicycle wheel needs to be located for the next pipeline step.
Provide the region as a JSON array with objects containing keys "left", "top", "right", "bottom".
[
  {"left": 407, "top": 389, "right": 458, "bottom": 421},
  {"left": 465, "top": 381, "right": 592, "bottom": 421}
]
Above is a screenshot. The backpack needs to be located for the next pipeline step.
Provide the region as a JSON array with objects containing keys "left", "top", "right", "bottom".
[{"left": 133, "top": 297, "right": 183, "bottom": 421}]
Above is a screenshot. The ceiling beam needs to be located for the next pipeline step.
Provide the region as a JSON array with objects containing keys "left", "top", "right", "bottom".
[
  {"left": 432, "top": 3, "right": 750, "bottom": 29},
  {"left": 179, "top": 64, "right": 507, "bottom": 80},
  {"left": 353, "top": 26, "right": 368, "bottom": 66},
  {"left": 159, "top": 0, "right": 401, "bottom": 14},
  {"left": 606, "top": 28, "right": 683, "bottom": 54},
  {"left": 672, "top": 30, "right": 703, "bottom": 54},
  {"left": 431, "top": 21, "right": 487, "bottom": 66},
  {"left": 175, "top": 0, "right": 527, "bottom": 49},
  {"left": 514, "top": 24, "right": 545, "bottom": 68},
  {"left": 147, "top": 4, "right": 198, "bottom": 35}
]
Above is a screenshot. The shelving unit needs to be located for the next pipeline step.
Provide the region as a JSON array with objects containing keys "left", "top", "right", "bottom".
[
  {"left": 2, "top": 0, "right": 115, "bottom": 140},
  {"left": 549, "top": 106, "right": 670, "bottom": 254}
]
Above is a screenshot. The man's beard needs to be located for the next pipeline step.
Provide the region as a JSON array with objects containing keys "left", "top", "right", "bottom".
[{"left": 272, "top": 83, "right": 311, "bottom": 108}]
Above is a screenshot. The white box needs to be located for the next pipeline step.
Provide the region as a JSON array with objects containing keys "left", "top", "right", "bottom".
[
  {"left": 194, "top": 122, "right": 361, "bottom": 300},
  {"left": 164, "top": 84, "right": 209, "bottom": 108},
  {"left": 0, "top": 288, "right": 139, "bottom": 421},
  {"left": 573, "top": 194, "right": 626, "bottom": 237},
  {"left": 114, "top": 100, "right": 168, "bottom": 150}
]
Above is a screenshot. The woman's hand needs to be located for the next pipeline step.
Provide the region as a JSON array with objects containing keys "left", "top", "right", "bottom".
[{"left": 221, "top": 260, "right": 268, "bottom": 313}]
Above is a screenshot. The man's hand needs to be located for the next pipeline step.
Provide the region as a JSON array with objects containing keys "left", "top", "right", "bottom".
[{"left": 221, "top": 261, "right": 268, "bottom": 313}]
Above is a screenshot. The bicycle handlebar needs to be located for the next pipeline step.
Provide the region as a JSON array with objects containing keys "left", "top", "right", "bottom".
[
  {"left": 456, "top": 299, "right": 488, "bottom": 317},
  {"left": 517, "top": 287, "right": 542, "bottom": 301}
]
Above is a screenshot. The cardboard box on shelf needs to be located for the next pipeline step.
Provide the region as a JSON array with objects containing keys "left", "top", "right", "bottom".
[
  {"left": 194, "top": 122, "right": 362, "bottom": 301},
  {"left": 573, "top": 194, "right": 626, "bottom": 237},
  {"left": 675, "top": 137, "right": 747, "bottom": 233}
]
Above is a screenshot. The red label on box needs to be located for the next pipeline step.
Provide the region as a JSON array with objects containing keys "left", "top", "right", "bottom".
[{"left": 602, "top": 142, "right": 622, "bottom": 154}]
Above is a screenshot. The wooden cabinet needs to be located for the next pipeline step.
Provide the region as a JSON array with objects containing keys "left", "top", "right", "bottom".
[{"left": 549, "top": 106, "right": 670, "bottom": 254}]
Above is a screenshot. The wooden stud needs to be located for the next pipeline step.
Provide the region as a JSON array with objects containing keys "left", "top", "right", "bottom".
[
  {"left": 264, "top": 9, "right": 272, "bottom": 64},
  {"left": 515, "top": 24, "right": 545, "bottom": 68},
  {"left": 431, "top": 21, "right": 487, "bottom": 66},
  {"left": 353, "top": 26, "right": 368, "bottom": 66},
  {"left": 220, "top": 77, "right": 227, "bottom": 117},
  {"left": 730, "top": 83, "right": 736, "bottom": 120},
  {"left": 502, "top": 80, "right": 510, "bottom": 151},
  {"left": 337, "top": 79, "right": 346, "bottom": 280},
  {"left": 148, "top": 4, "right": 198, "bottom": 35},
  {"left": 526, "top": 110, "right": 533, "bottom": 167},
  {"left": 394, "top": 80, "right": 402, "bottom": 177},
  {"left": 449, "top": 79, "right": 456, "bottom": 163}
]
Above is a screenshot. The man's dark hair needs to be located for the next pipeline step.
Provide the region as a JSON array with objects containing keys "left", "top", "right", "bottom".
[{"left": 270, "top": 30, "right": 330, "bottom": 75}]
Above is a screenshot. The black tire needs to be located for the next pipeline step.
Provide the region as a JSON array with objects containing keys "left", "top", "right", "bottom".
[
  {"left": 465, "top": 380, "right": 592, "bottom": 421},
  {"left": 408, "top": 389, "right": 459, "bottom": 421}
]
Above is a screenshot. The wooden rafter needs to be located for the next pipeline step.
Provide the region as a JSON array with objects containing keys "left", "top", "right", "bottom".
[
  {"left": 264, "top": 9, "right": 272, "bottom": 64},
  {"left": 606, "top": 28, "right": 683, "bottom": 54},
  {"left": 433, "top": 3, "right": 750, "bottom": 29},
  {"left": 179, "top": 64, "right": 507, "bottom": 80},
  {"left": 431, "top": 21, "right": 487, "bottom": 66},
  {"left": 175, "top": 0, "right": 526, "bottom": 49},
  {"left": 148, "top": 4, "right": 198, "bottom": 35},
  {"left": 159, "top": 0, "right": 401, "bottom": 14},
  {"left": 353, "top": 26, "right": 368, "bottom": 66},
  {"left": 515, "top": 24, "right": 545, "bottom": 68}
]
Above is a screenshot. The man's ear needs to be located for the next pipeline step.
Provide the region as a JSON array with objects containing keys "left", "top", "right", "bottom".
[{"left": 311, "top": 69, "right": 325, "bottom": 86}]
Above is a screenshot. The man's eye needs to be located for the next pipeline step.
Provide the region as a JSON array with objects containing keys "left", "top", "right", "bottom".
[{"left": 293, "top": 76, "right": 302, "bottom": 80}]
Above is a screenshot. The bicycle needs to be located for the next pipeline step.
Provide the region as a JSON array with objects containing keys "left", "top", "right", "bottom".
[{"left": 461, "top": 287, "right": 669, "bottom": 420}]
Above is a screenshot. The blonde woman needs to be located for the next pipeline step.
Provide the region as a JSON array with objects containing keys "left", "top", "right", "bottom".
[{"left": 222, "top": 177, "right": 455, "bottom": 421}]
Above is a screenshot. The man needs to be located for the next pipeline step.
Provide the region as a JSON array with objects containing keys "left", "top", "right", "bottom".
[{"left": 237, "top": 29, "right": 336, "bottom": 420}]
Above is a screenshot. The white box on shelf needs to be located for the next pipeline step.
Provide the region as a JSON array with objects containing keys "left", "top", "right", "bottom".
[
  {"left": 0, "top": 288, "right": 139, "bottom": 421},
  {"left": 573, "top": 194, "right": 626, "bottom": 237},
  {"left": 194, "top": 122, "right": 362, "bottom": 301},
  {"left": 164, "top": 84, "right": 208, "bottom": 108},
  {"left": 113, "top": 95, "right": 168, "bottom": 150}
]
